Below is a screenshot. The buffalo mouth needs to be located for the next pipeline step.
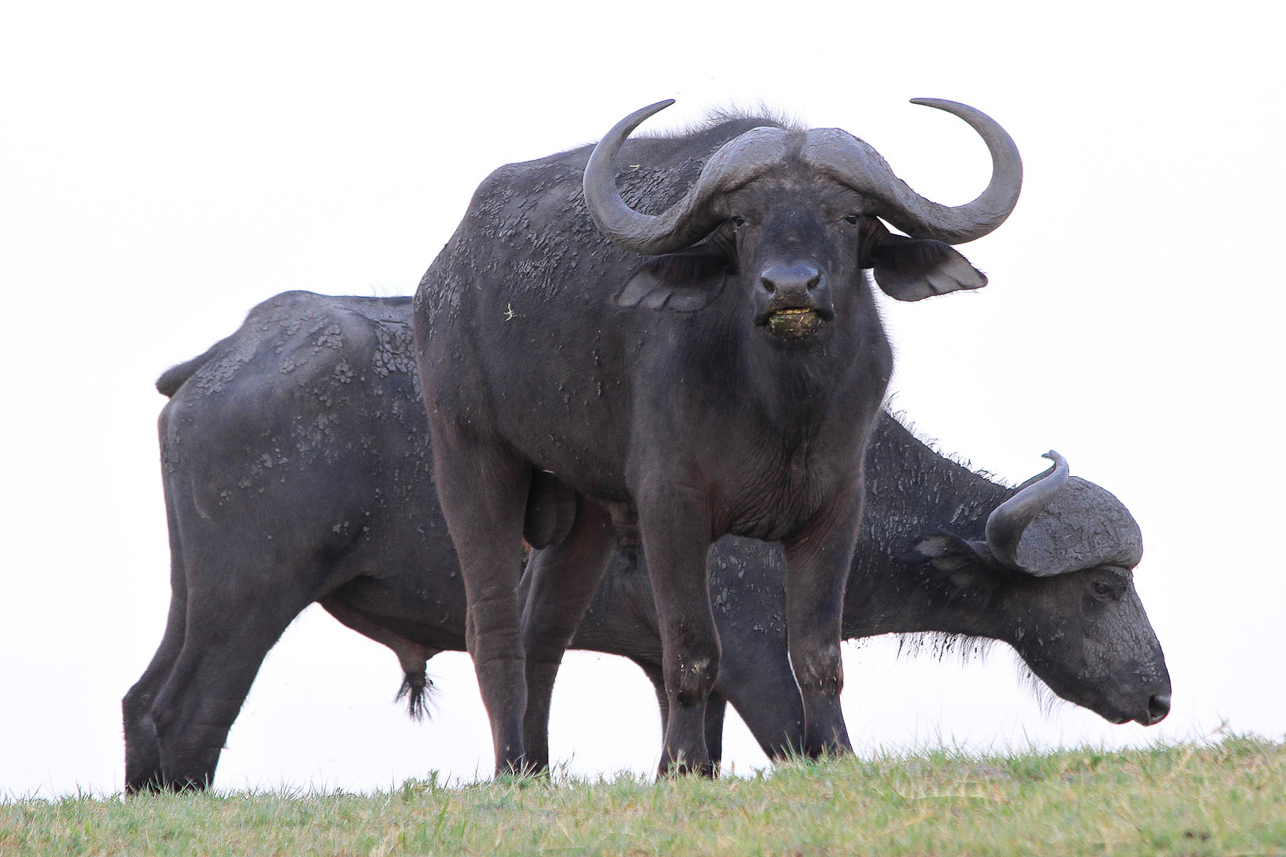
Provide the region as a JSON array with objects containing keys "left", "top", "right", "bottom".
[
  {"left": 1084, "top": 693, "right": 1172, "bottom": 727},
  {"left": 763, "top": 308, "right": 826, "bottom": 340}
]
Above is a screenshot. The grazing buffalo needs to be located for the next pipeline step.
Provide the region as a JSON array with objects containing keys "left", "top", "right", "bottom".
[
  {"left": 413, "top": 99, "right": 1024, "bottom": 774},
  {"left": 124, "top": 292, "right": 1168, "bottom": 793}
]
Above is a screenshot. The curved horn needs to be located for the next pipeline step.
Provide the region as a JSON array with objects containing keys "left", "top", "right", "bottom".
[
  {"left": 801, "top": 99, "right": 1023, "bottom": 245},
  {"left": 583, "top": 100, "right": 790, "bottom": 255},
  {"left": 985, "top": 451, "right": 1069, "bottom": 570}
]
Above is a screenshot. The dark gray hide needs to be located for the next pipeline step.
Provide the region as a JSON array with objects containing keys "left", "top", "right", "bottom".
[
  {"left": 413, "top": 99, "right": 1023, "bottom": 775},
  {"left": 124, "top": 292, "right": 1169, "bottom": 793}
]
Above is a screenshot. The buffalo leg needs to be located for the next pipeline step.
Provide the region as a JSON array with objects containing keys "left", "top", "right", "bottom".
[
  {"left": 520, "top": 499, "right": 615, "bottom": 772},
  {"left": 638, "top": 660, "right": 670, "bottom": 738},
  {"left": 653, "top": 627, "right": 808, "bottom": 769},
  {"left": 150, "top": 584, "right": 314, "bottom": 791},
  {"left": 782, "top": 492, "right": 862, "bottom": 758},
  {"left": 427, "top": 422, "right": 531, "bottom": 776},
  {"left": 637, "top": 660, "right": 728, "bottom": 773},
  {"left": 703, "top": 689, "right": 727, "bottom": 774},
  {"left": 122, "top": 562, "right": 188, "bottom": 793},
  {"left": 636, "top": 484, "right": 719, "bottom": 776},
  {"left": 715, "top": 630, "right": 808, "bottom": 762}
]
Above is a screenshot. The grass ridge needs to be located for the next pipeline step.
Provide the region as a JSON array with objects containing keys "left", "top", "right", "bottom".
[{"left": 3, "top": 736, "right": 1283, "bottom": 856}]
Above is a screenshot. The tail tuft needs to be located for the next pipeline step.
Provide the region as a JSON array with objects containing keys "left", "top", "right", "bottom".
[{"left": 395, "top": 669, "right": 436, "bottom": 721}]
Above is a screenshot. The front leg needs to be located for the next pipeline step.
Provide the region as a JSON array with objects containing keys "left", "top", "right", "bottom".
[
  {"left": 635, "top": 661, "right": 728, "bottom": 774},
  {"left": 782, "top": 487, "right": 863, "bottom": 758},
  {"left": 636, "top": 479, "right": 720, "bottom": 777},
  {"left": 714, "top": 625, "right": 807, "bottom": 761}
]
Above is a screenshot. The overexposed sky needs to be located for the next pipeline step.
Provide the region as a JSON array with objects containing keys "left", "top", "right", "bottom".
[{"left": 2, "top": 1, "right": 1283, "bottom": 796}]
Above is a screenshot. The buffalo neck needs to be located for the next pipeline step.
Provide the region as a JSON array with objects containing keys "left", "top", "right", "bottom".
[{"left": 842, "top": 414, "right": 1011, "bottom": 639}]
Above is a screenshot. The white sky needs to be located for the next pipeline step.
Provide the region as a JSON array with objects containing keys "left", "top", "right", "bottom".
[{"left": 2, "top": 1, "right": 1283, "bottom": 796}]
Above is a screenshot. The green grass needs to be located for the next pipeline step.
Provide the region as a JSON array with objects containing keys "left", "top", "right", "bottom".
[{"left": 3, "top": 736, "right": 1283, "bottom": 856}]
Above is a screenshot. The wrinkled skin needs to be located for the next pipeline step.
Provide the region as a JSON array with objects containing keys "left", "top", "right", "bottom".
[
  {"left": 124, "top": 293, "right": 1168, "bottom": 793},
  {"left": 414, "top": 103, "right": 1017, "bottom": 775}
]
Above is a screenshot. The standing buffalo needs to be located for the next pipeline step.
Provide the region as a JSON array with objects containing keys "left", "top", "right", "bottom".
[
  {"left": 413, "top": 99, "right": 1024, "bottom": 774},
  {"left": 124, "top": 292, "right": 1168, "bottom": 793}
]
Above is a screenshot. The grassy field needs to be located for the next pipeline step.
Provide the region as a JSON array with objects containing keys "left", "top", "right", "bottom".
[{"left": 3, "top": 736, "right": 1283, "bottom": 856}]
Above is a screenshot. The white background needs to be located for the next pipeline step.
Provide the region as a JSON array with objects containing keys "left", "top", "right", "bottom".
[{"left": 2, "top": 1, "right": 1283, "bottom": 796}]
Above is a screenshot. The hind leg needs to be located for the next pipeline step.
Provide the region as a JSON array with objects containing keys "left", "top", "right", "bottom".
[
  {"left": 782, "top": 490, "right": 862, "bottom": 758},
  {"left": 124, "top": 486, "right": 194, "bottom": 795},
  {"left": 428, "top": 419, "right": 531, "bottom": 775},
  {"left": 150, "top": 579, "right": 314, "bottom": 791},
  {"left": 519, "top": 498, "right": 615, "bottom": 772},
  {"left": 123, "top": 572, "right": 188, "bottom": 793}
]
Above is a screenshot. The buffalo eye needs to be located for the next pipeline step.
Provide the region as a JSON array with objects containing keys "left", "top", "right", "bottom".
[{"left": 1091, "top": 580, "right": 1117, "bottom": 601}]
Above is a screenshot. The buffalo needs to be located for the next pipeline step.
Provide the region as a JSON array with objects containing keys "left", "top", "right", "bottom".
[
  {"left": 413, "top": 99, "right": 1024, "bottom": 774},
  {"left": 124, "top": 292, "right": 1168, "bottom": 793}
]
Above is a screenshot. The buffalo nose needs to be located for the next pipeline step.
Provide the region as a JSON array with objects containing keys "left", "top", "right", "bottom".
[
  {"left": 1146, "top": 693, "right": 1171, "bottom": 725},
  {"left": 760, "top": 262, "right": 822, "bottom": 299}
]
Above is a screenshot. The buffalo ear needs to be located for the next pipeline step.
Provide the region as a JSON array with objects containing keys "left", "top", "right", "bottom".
[
  {"left": 913, "top": 533, "right": 1005, "bottom": 591},
  {"left": 914, "top": 532, "right": 1002, "bottom": 574},
  {"left": 864, "top": 220, "right": 987, "bottom": 301},
  {"left": 914, "top": 533, "right": 985, "bottom": 573},
  {"left": 616, "top": 244, "right": 732, "bottom": 312}
]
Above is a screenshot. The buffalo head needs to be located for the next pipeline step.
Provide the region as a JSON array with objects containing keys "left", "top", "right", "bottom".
[
  {"left": 918, "top": 452, "right": 1171, "bottom": 726},
  {"left": 583, "top": 99, "right": 1023, "bottom": 340}
]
